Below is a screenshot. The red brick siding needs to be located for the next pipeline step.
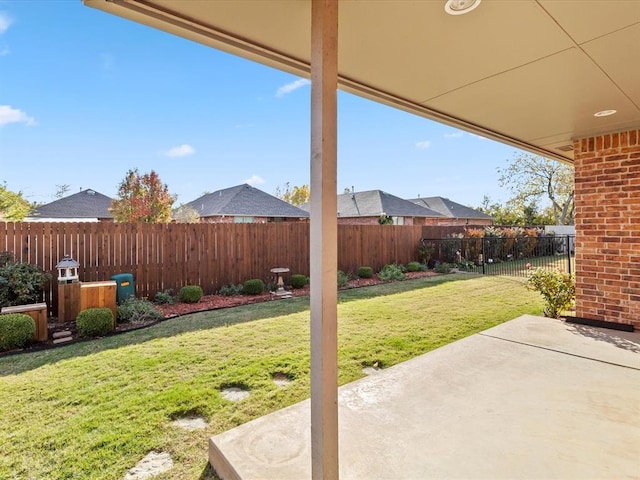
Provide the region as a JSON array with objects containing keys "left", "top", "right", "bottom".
[{"left": 574, "top": 128, "right": 640, "bottom": 328}]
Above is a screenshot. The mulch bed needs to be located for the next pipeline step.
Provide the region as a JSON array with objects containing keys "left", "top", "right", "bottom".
[{"left": 3, "top": 271, "right": 438, "bottom": 357}]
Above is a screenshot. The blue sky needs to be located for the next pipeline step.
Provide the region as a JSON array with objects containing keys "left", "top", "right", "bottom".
[{"left": 0, "top": 0, "right": 522, "bottom": 207}]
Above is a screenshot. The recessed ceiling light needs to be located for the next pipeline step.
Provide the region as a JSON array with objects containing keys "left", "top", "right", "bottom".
[
  {"left": 593, "top": 109, "right": 617, "bottom": 117},
  {"left": 445, "top": 0, "right": 482, "bottom": 15}
]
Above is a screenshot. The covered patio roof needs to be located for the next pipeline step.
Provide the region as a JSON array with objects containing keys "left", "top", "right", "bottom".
[
  {"left": 82, "top": 1, "right": 640, "bottom": 478},
  {"left": 85, "top": 0, "right": 640, "bottom": 162}
]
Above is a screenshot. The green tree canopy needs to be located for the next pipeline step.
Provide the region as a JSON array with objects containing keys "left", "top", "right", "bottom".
[
  {"left": 0, "top": 183, "right": 32, "bottom": 221},
  {"left": 498, "top": 153, "right": 574, "bottom": 225},
  {"left": 110, "top": 169, "right": 175, "bottom": 223},
  {"left": 274, "top": 183, "right": 310, "bottom": 206},
  {"left": 477, "top": 195, "right": 553, "bottom": 226}
]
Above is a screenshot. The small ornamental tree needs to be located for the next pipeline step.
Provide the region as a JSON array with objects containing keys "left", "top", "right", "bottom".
[{"left": 110, "top": 169, "right": 176, "bottom": 223}]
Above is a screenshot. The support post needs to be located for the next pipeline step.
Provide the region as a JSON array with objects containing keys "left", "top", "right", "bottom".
[{"left": 310, "top": 0, "right": 339, "bottom": 479}]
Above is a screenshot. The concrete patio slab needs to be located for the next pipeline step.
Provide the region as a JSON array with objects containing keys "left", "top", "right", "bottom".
[{"left": 209, "top": 315, "right": 640, "bottom": 479}]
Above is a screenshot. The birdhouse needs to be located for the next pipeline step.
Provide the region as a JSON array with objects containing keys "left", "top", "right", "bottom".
[{"left": 56, "top": 255, "right": 80, "bottom": 284}]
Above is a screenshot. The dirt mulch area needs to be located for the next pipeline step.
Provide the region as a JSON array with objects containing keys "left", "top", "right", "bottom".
[
  {"left": 155, "top": 271, "right": 437, "bottom": 317},
  {"left": 2, "top": 271, "right": 439, "bottom": 357}
]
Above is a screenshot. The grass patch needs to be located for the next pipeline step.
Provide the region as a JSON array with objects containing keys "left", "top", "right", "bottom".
[
  {"left": 462, "top": 254, "right": 575, "bottom": 277},
  {"left": 0, "top": 275, "right": 542, "bottom": 479}
]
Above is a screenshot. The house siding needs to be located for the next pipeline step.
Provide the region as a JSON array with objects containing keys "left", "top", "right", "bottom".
[{"left": 574, "top": 128, "right": 640, "bottom": 329}]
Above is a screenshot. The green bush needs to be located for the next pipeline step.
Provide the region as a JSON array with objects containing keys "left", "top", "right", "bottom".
[
  {"left": 290, "top": 274, "right": 308, "bottom": 289},
  {"left": 76, "top": 308, "right": 113, "bottom": 338},
  {"left": 337, "top": 270, "right": 350, "bottom": 288},
  {"left": 406, "top": 261, "right": 422, "bottom": 272},
  {"left": 525, "top": 268, "right": 575, "bottom": 319},
  {"left": 217, "top": 283, "right": 244, "bottom": 296},
  {"left": 179, "top": 285, "right": 204, "bottom": 303},
  {"left": 0, "top": 313, "right": 35, "bottom": 351},
  {"left": 434, "top": 262, "right": 453, "bottom": 274},
  {"left": 357, "top": 266, "right": 373, "bottom": 279},
  {"left": 154, "top": 289, "right": 175, "bottom": 304},
  {"left": 0, "top": 251, "right": 51, "bottom": 308},
  {"left": 244, "top": 279, "right": 265, "bottom": 295},
  {"left": 378, "top": 264, "right": 406, "bottom": 282},
  {"left": 117, "top": 297, "right": 164, "bottom": 324}
]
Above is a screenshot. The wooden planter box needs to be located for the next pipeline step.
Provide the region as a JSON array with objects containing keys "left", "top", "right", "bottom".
[
  {"left": 80, "top": 281, "right": 117, "bottom": 326},
  {"left": 1, "top": 303, "right": 48, "bottom": 342}
]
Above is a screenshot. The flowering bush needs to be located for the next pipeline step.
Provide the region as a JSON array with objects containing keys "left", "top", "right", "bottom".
[{"left": 525, "top": 268, "right": 575, "bottom": 318}]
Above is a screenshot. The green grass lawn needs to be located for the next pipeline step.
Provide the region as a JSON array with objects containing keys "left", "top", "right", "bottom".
[
  {"left": 0, "top": 275, "right": 543, "bottom": 480},
  {"left": 462, "top": 254, "right": 575, "bottom": 277}
]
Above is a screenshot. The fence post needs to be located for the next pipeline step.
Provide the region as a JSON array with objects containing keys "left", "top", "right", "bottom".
[
  {"left": 566, "top": 235, "right": 572, "bottom": 275},
  {"left": 481, "top": 239, "right": 486, "bottom": 275}
]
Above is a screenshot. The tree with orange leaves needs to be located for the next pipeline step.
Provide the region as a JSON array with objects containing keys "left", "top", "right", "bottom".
[{"left": 110, "top": 169, "right": 175, "bottom": 223}]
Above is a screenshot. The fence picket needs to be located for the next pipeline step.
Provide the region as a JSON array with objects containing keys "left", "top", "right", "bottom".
[{"left": 1, "top": 222, "right": 462, "bottom": 316}]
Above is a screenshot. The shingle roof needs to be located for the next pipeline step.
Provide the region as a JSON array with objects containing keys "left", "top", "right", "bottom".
[
  {"left": 317, "top": 190, "right": 443, "bottom": 218},
  {"left": 31, "top": 189, "right": 114, "bottom": 219},
  {"left": 408, "top": 197, "right": 492, "bottom": 220},
  {"left": 186, "top": 184, "right": 309, "bottom": 218}
]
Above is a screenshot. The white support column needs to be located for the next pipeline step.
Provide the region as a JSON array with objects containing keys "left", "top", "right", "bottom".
[{"left": 310, "top": 0, "right": 339, "bottom": 479}]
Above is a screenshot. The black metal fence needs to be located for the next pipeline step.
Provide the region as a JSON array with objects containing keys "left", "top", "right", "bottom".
[{"left": 420, "top": 235, "right": 575, "bottom": 278}]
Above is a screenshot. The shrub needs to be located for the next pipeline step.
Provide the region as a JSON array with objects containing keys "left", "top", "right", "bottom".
[
  {"left": 154, "top": 289, "right": 175, "bottom": 304},
  {"left": 357, "top": 266, "right": 373, "bottom": 279},
  {"left": 290, "top": 274, "right": 308, "bottom": 289},
  {"left": 337, "top": 270, "right": 350, "bottom": 288},
  {"left": 434, "top": 262, "right": 453, "bottom": 274},
  {"left": 217, "top": 283, "right": 244, "bottom": 296},
  {"left": 0, "top": 313, "right": 35, "bottom": 351},
  {"left": 117, "top": 297, "right": 164, "bottom": 324},
  {"left": 76, "top": 308, "right": 113, "bottom": 338},
  {"left": 244, "top": 279, "right": 265, "bottom": 295},
  {"left": 179, "top": 285, "right": 203, "bottom": 303},
  {"left": 378, "top": 264, "right": 405, "bottom": 282},
  {"left": 406, "top": 261, "right": 422, "bottom": 272},
  {"left": 526, "top": 268, "right": 575, "bottom": 319},
  {"left": 0, "top": 252, "right": 51, "bottom": 308}
]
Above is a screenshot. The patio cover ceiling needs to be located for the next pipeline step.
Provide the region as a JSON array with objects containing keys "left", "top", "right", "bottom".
[{"left": 85, "top": 0, "right": 640, "bottom": 163}]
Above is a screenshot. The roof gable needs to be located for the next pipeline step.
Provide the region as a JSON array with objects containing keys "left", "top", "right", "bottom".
[
  {"left": 408, "top": 197, "right": 492, "bottom": 220},
  {"left": 186, "top": 184, "right": 309, "bottom": 218},
  {"left": 31, "top": 189, "right": 114, "bottom": 219},
  {"left": 335, "top": 190, "right": 443, "bottom": 218}
]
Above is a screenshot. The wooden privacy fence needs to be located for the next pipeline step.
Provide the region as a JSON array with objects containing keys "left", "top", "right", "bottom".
[{"left": 0, "top": 222, "right": 428, "bottom": 317}]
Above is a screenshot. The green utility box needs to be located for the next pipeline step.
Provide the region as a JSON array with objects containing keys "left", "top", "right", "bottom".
[{"left": 110, "top": 273, "right": 135, "bottom": 304}]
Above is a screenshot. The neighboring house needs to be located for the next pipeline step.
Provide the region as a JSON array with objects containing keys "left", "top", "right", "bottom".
[
  {"left": 185, "top": 184, "right": 309, "bottom": 223},
  {"left": 408, "top": 196, "right": 493, "bottom": 226},
  {"left": 25, "top": 189, "right": 114, "bottom": 222},
  {"left": 301, "top": 189, "right": 444, "bottom": 225}
]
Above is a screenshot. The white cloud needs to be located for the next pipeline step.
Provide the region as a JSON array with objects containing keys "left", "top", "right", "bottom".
[
  {"left": 276, "top": 78, "right": 310, "bottom": 98},
  {"left": 415, "top": 140, "right": 432, "bottom": 149},
  {"left": 444, "top": 131, "right": 464, "bottom": 139},
  {"left": 101, "top": 52, "right": 115, "bottom": 71},
  {"left": 243, "top": 175, "right": 265, "bottom": 186},
  {"left": 163, "top": 144, "right": 195, "bottom": 157},
  {"left": 0, "top": 105, "right": 36, "bottom": 127},
  {"left": 0, "top": 12, "right": 13, "bottom": 35}
]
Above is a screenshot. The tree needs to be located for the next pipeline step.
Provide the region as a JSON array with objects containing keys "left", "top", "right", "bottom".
[
  {"left": 173, "top": 204, "right": 200, "bottom": 223},
  {"left": 498, "top": 153, "right": 574, "bottom": 225},
  {"left": 0, "top": 183, "right": 31, "bottom": 221},
  {"left": 274, "top": 183, "right": 310, "bottom": 206},
  {"left": 110, "top": 169, "right": 175, "bottom": 223},
  {"left": 476, "top": 195, "right": 553, "bottom": 226},
  {"left": 54, "top": 184, "right": 70, "bottom": 199}
]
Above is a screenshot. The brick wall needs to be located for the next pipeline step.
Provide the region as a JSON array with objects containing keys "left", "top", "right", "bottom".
[{"left": 574, "top": 128, "right": 640, "bottom": 328}]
